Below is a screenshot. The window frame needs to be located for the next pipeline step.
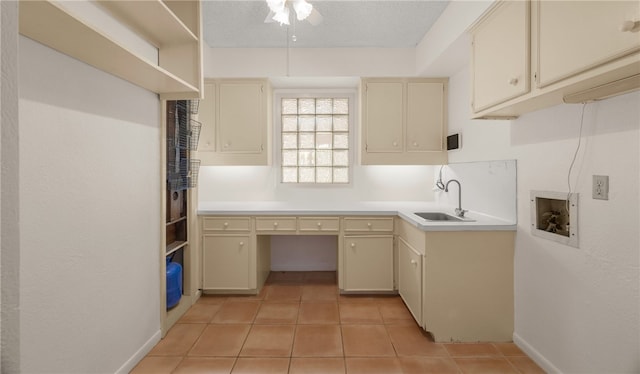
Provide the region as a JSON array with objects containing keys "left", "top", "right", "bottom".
[{"left": 273, "top": 89, "right": 357, "bottom": 186}]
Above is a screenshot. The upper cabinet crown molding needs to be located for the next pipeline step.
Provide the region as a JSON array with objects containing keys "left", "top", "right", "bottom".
[
  {"left": 470, "top": 0, "right": 640, "bottom": 119},
  {"left": 19, "top": 0, "right": 203, "bottom": 99}
]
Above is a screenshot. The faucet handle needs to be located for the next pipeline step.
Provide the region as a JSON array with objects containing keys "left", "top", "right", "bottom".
[{"left": 455, "top": 208, "right": 468, "bottom": 217}]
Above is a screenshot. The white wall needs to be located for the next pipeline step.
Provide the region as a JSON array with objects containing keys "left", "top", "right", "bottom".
[
  {"left": 1, "top": 2, "right": 19, "bottom": 372},
  {"left": 448, "top": 66, "right": 640, "bottom": 373},
  {"left": 18, "top": 37, "right": 161, "bottom": 373}
]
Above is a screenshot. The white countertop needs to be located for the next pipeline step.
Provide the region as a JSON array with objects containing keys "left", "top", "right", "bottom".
[{"left": 198, "top": 201, "right": 516, "bottom": 232}]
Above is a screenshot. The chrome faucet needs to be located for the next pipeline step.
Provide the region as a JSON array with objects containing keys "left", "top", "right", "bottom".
[{"left": 445, "top": 179, "right": 467, "bottom": 217}]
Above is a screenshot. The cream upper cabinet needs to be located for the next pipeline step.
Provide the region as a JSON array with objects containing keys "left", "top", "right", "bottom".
[
  {"left": 470, "top": 0, "right": 640, "bottom": 119},
  {"left": 363, "top": 81, "right": 404, "bottom": 153},
  {"left": 471, "top": 0, "right": 530, "bottom": 112},
  {"left": 361, "top": 78, "right": 448, "bottom": 165},
  {"left": 197, "top": 79, "right": 271, "bottom": 165},
  {"left": 537, "top": 1, "right": 640, "bottom": 87}
]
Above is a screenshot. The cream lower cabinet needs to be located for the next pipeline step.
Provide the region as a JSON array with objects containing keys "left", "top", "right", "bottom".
[
  {"left": 202, "top": 234, "right": 254, "bottom": 290},
  {"left": 341, "top": 217, "right": 395, "bottom": 292},
  {"left": 398, "top": 237, "right": 423, "bottom": 324},
  {"left": 397, "top": 218, "right": 515, "bottom": 342}
]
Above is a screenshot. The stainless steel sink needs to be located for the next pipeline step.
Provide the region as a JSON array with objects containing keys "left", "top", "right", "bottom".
[{"left": 414, "top": 212, "right": 474, "bottom": 222}]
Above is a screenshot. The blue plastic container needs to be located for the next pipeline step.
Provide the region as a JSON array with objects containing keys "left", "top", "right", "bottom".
[{"left": 166, "top": 258, "right": 182, "bottom": 309}]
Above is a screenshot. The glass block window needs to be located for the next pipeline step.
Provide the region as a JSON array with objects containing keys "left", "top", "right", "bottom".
[{"left": 281, "top": 97, "right": 350, "bottom": 184}]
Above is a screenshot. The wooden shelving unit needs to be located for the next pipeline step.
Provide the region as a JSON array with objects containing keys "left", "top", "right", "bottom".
[{"left": 19, "top": 0, "right": 202, "bottom": 99}]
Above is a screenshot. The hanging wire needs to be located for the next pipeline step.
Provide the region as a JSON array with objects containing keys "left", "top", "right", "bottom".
[
  {"left": 566, "top": 102, "right": 587, "bottom": 213},
  {"left": 436, "top": 165, "right": 446, "bottom": 190}
]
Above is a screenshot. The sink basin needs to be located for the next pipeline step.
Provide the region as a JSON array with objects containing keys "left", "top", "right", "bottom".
[{"left": 414, "top": 212, "right": 473, "bottom": 222}]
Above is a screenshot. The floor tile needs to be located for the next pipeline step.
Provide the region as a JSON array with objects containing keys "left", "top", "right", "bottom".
[
  {"left": 264, "top": 284, "right": 303, "bottom": 302},
  {"left": 386, "top": 325, "right": 448, "bottom": 356},
  {"left": 507, "top": 356, "right": 546, "bottom": 374},
  {"left": 239, "top": 325, "right": 295, "bottom": 357},
  {"left": 444, "top": 343, "right": 502, "bottom": 357},
  {"left": 301, "top": 284, "right": 338, "bottom": 301},
  {"left": 254, "top": 302, "right": 299, "bottom": 324},
  {"left": 188, "top": 324, "right": 250, "bottom": 357},
  {"left": 292, "top": 325, "right": 343, "bottom": 357},
  {"left": 495, "top": 342, "right": 526, "bottom": 356},
  {"left": 341, "top": 325, "right": 395, "bottom": 357},
  {"left": 197, "top": 295, "right": 228, "bottom": 305},
  {"left": 303, "top": 271, "right": 337, "bottom": 284},
  {"left": 210, "top": 301, "right": 260, "bottom": 324},
  {"left": 379, "top": 301, "right": 415, "bottom": 324},
  {"left": 231, "top": 358, "right": 290, "bottom": 374},
  {"left": 173, "top": 357, "right": 236, "bottom": 374},
  {"left": 339, "top": 303, "right": 383, "bottom": 324},
  {"left": 130, "top": 356, "right": 183, "bottom": 374},
  {"left": 267, "top": 271, "right": 306, "bottom": 284},
  {"left": 289, "top": 357, "right": 345, "bottom": 374},
  {"left": 298, "top": 302, "right": 340, "bottom": 324},
  {"left": 454, "top": 357, "right": 519, "bottom": 373},
  {"left": 178, "top": 303, "right": 222, "bottom": 324},
  {"left": 338, "top": 295, "right": 380, "bottom": 304},
  {"left": 345, "top": 357, "right": 403, "bottom": 374},
  {"left": 148, "top": 324, "right": 206, "bottom": 356},
  {"left": 398, "top": 357, "right": 459, "bottom": 374}
]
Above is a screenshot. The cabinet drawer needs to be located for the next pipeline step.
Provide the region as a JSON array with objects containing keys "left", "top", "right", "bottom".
[
  {"left": 298, "top": 217, "right": 340, "bottom": 233},
  {"left": 343, "top": 217, "right": 394, "bottom": 232},
  {"left": 255, "top": 217, "right": 297, "bottom": 232},
  {"left": 202, "top": 217, "right": 251, "bottom": 232}
]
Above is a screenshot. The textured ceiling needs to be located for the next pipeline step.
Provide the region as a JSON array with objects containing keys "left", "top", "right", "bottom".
[{"left": 202, "top": 0, "right": 450, "bottom": 48}]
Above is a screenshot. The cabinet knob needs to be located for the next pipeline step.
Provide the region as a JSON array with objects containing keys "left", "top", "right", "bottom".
[
  {"left": 620, "top": 20, "right": 639, "bottom": 32},
  {"left": 410, "top": 259, "right": 417, "bottom": 265},
  {"left": 224, "top": 222, "right": 229, "bottom": 227},
  {"left": 239, "top": 241, "right": 244, "bottom": 246},
  {"left": 508, "top": 78, "right": 518, "bottom": 86},
  {"left": 392, "top": 141, "right": 398, "bottom": 147},
  {"left": 367, "top": 222, "right": 372, "bottom": 228},
  {"left": 350, "top": 242, "right": 356, "bottom": 248},
  {"left": 412, "top": 141, "right": 418, "bottom": 147},
  {"left": 224, "top": 142, "right": 230, "bottom": 148},
  {"left": 273, "top": 222, "right": 279, "bottom": 227},
  {"left": 317, "top": 222, "right": 322, "bottom": 227}
]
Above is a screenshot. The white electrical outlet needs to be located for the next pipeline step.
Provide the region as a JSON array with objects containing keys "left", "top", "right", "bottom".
[{"left": 593, "top": 175, "right": 609, "bottom": 200}]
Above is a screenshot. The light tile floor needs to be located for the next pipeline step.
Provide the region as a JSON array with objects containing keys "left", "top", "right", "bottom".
[{"left": 132, "top": 271, "right": 545, "bottom": 374}]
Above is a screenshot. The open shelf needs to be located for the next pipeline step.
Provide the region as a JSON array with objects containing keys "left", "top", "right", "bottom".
[
  {"left": 166, "top": 241, "right": 188, "bottom": 255},
  {"left": 19, "top": 0, "right": 200, "bottom": 98},
  {"left": 166, "top": 216, "right": 188, "bottom": 226},
  {"left": 97, "top": 0, "right": 197, "bottom": 47}
]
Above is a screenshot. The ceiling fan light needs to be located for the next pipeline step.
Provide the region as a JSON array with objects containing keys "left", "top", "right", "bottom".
[
  {"left": 293, "top": 0, "right": 312, "bottom": 20},
  {"left": 272, "top": 6, "right": 290, "bottom": 25},
  {"left": 266, "top": 0, "right": 286, "bottom": 13}
]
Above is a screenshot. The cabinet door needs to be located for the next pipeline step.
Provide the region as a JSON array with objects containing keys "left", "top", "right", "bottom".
[
  {"left": 406, "top": 82, "right": 444, "bottom": 152},
  {"left": 472, "top": 0, "right": 530, "bottom": 112},
  {"left": 537, "top": 1, "right": 640, "bottom": 87},
  {"left": 363, "top": 82, "right": 403, "bottom": 153},
  {"left": 398, "top": 238, "right": 422, "bottom": 325},
  {"left": 343, "top": 235, "right": 394, "bottom": 291},
  {"left": 218, "top": 82, "right": 264, "bottom": 153},
  {"left": 202, "top": 235, "right": 252, "bottom": 290},
  {"left": 197, "top": 82, "right": 216, "bottom": 151}
]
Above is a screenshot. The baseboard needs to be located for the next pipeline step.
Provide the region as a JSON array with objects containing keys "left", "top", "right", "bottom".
[
  {"left": 270, "top": 264, "right": 337, "bottom": 272},
  {"left": 513, "top": 332, "right": 562, "bottom": 374},
  {"left": 115, "top": 329, "right": 162, "bottom": 374}
]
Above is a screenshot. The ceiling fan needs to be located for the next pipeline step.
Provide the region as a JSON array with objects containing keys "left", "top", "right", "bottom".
[{"left": 264, "top": 0, "right": 323, "bottom": 26}]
